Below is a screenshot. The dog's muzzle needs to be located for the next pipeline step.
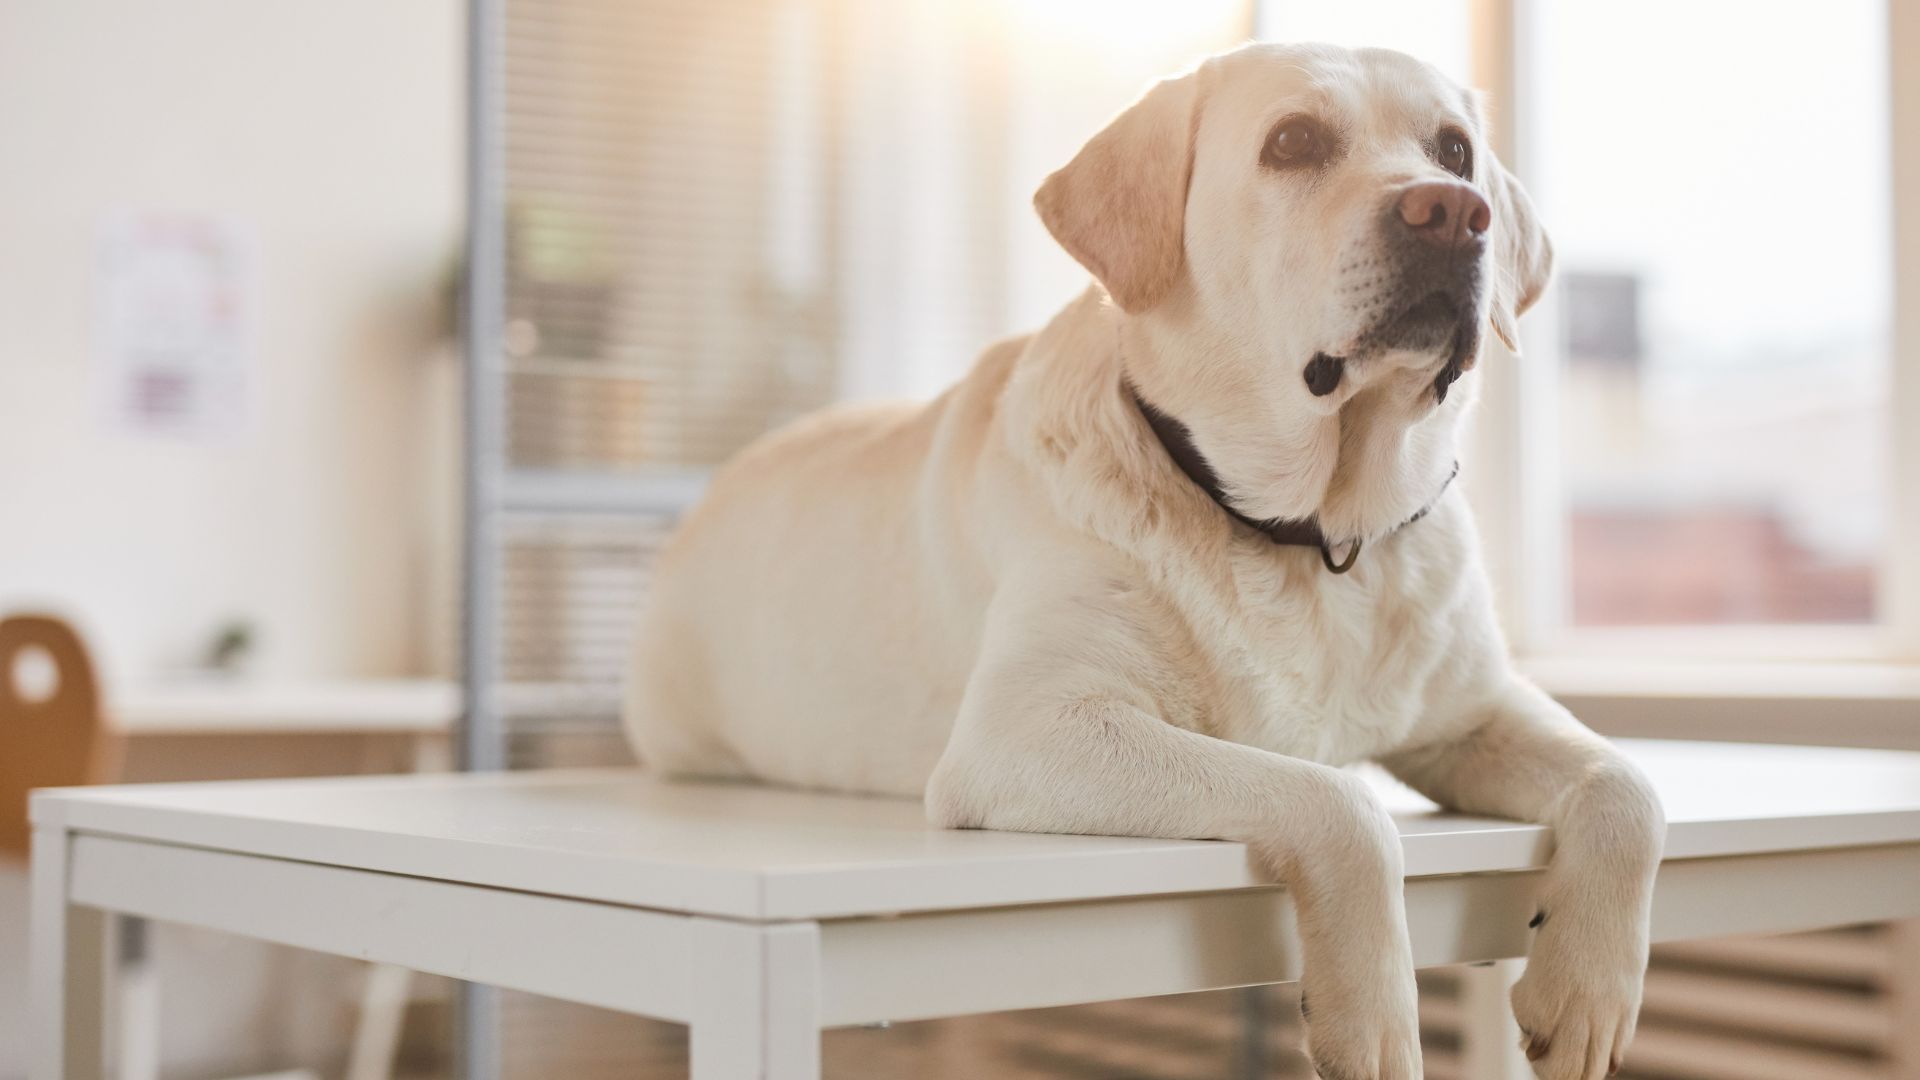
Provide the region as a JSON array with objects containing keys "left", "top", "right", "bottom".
[
  {"left": 1366, "top": 181, "right": 1493, "bottom": 399},
  {"left": 1305, "top": 182, "right": 1495, "bottom": 402},
  {"left": 1372, "top": 182, "right": 1489, "bottom": 348}
]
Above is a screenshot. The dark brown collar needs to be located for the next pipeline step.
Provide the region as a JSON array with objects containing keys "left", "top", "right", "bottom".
[{"left": 1127, "top": 384, "right": 1456, "bottom": 574}]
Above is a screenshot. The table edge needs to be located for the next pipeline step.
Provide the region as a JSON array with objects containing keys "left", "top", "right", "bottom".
[{"left": 32, "top": 789, "right": 1920, "bottom": 921}]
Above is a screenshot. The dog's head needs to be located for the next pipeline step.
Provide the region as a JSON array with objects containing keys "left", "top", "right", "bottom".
[{"left": 1036, "top": 43, "right": 1552, "bottom": 538}]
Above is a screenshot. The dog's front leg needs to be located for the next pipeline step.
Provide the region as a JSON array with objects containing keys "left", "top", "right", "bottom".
[
  {"left": 1380, "top": 680, "right": 1665, "bottom": 1080},
  {"left": 927, "top": 579, "right": 1423, "bottom": 1080}
]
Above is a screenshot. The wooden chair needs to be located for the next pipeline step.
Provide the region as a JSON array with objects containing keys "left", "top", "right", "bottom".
[
  {"left": 0, "top": 613, "right": 120, "bottom": 857},
  {"left": 3, "top": 613, "right": 404, "bottom": 1080}
]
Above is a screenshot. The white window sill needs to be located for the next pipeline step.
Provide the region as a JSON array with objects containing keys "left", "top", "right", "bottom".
[{"left": 1520, "top": 656, "right": 1920, "bottom": 751}]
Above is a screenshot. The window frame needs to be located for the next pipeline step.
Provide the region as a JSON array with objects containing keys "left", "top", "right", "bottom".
[{"left": 1890, "top": 0, "right": 1920, "bottom": 662}]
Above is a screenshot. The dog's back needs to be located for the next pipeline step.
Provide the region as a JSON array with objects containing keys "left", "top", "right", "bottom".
[{"left": 624, "top": 336, "right": 1028, "bottom": 796}]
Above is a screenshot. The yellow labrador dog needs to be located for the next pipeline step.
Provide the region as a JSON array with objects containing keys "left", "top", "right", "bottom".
[{"left": 627, "top": 42, "right": 1664, "bottom": 1080}]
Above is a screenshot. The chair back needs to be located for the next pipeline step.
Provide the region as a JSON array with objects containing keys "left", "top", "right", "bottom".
[{"left": 0, "top": 614, "right": 118, "bottom": 857}]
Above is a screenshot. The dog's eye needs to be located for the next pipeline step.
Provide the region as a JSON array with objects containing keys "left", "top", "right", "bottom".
[
  {"left": 1435, "top": 129, "right": 1473, "bottom": 178},
  {"left": 1262, "top": 116, "right": 1333, "bottom": 170}
]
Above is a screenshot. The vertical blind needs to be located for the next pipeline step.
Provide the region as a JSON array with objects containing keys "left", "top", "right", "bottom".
[
  {"left": 503, "top": 0, "right": 840, "bottom": 472},
  {"left": 496, "top": 0, "right": 847, "bottom": 766}
]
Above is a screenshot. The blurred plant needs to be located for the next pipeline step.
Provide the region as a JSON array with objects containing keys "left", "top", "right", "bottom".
[{"left": 204, "top": 619, "right": 255, "bottom": 673}]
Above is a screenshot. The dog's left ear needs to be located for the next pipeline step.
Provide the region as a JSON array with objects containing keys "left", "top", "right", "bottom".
[
  {"left": 1485, "top": 156, "right": 1553, "bottom": 352},
  {"left": 1034, "top": 69, "right": 1202, "bottom": 314}
]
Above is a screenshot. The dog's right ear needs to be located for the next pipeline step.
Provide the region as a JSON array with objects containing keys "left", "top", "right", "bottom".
[
  {"left": 1034, "top": 71, "right": 1201, "bottom": 314},
  {"left": 1484, "top": 156, "right": 1553, "bottom": 353}
]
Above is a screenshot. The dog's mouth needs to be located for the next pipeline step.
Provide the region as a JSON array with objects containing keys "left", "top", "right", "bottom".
[
  {"left": 1370, "top": 291, "right": 1481, "bottom": 402},
  {"left": 1365, "top": 291, "right": 1467, "bottom": 355},
  {"left": 1307, "top": 290, "right": 1483, "bottom": 403}
]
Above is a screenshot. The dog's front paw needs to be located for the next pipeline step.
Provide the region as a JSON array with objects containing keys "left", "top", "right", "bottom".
[
  {"left": 1510, "top": 903, "right": 1648, "bottom": 1080},
  {"left": 1299, "top": 980, "right": 1423, "bottom": 1080}
]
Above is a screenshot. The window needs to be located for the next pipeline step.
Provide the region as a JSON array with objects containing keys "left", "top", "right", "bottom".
[
  {"left": 494, "top": 0, "right": 1917, "bottom": 733},
  {"left": 1532, "top": 1, "right": 1892, "bottom": 630}
]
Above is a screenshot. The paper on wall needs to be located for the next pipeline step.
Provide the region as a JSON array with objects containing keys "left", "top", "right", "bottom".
[{"left": 95, "top": 212, "right": 254, "bottom": 440}]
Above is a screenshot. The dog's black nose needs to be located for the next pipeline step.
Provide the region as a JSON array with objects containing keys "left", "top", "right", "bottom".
[{"left": 1397, "top": 181, "right": 1490, "bottom": 252}]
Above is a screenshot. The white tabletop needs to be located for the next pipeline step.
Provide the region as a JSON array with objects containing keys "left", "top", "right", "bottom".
[
  {"left": 33, "top": 740, "right": 1920, "bottom": 920},
  {"left": 111, "top": 678, "right": 457, "bottom": 735}
]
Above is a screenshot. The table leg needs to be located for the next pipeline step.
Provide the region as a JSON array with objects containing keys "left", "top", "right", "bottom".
[
  {"left": 687, "top": 920, "right": 820, "bottom": 1080},
  {"left": 408, "top": 731, "right": 454, "bottom": 774},
  {"left": 1458, "top": 959, "right": 1532, "bottom": 1080},
  {"left": 30, "top": 824, "right": 109, "bottom": 1080},
  {"left": 113, "top": 916, "right": 159, "bottom": 1080},
  {"left": 343, "top": 963, "right": 413, "bottom": 1080}
]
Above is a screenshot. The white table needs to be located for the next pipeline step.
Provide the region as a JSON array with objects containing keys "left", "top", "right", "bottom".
[
  {"left": 108, "top": 678, "right": 458, "bottom": 784},
  {"left": 111, "top": 678, "right": 457, "bottom": 737},
  {"left": 30, "top": 740, "right": 1920, "bottom": 1080}
]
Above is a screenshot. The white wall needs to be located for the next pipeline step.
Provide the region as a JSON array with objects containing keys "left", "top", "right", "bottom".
[
  {"left": 0, "top": 0, "right": 464, "bottom": 684},
  {"left": 0, "top": 3, "right": 463, "bottom": 1075}
]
